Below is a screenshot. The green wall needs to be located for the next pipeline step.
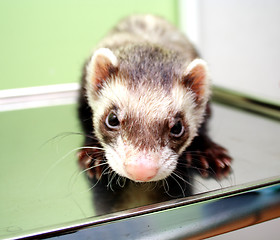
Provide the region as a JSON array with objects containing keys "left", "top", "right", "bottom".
[
  {"left": 0, "top": 2, "right": 179, "bottom": 238},
  {"left": 0, "top": 0, "right": 178, "bottom": 90}
]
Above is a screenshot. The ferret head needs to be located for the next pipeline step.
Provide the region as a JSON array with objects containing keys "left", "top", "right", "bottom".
[{"left": 85, "top": 47, "right": 211, "bottom": 182}]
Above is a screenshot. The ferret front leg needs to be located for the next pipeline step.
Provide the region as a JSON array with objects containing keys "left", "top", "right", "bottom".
[
  {"left": 185, "top": 134, "right": 232, "bottom": 178},
  {"left": 77, "top": 145, "right": 105, "bottom": 180}
]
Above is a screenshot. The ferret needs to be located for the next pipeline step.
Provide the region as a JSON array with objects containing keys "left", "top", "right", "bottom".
[{"left": 78, "top": 15, "right": 232, "bottom": 183}]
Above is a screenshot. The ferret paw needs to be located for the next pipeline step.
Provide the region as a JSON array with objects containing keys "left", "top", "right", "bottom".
[
  {"left": 77, "top": 148, "right": 104, "bottom": 180},
  {"left": 186, "top": 142, "right": 232, "bottom": 179}
]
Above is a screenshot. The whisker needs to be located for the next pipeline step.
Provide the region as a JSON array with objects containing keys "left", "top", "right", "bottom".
[
  {"left": 40, "top": 131, "right": 99, "bottom": 150},
  {"left": 67, "top": 168, "right": 82, "bottom": 194},
  {"left": 83, "top": 162, "right": 107, "bottom": 174},
  {"left": 179, "top": 172, "right": 212, "bottom": 192},
  {"left": 169, "top": 174, "right": 186, "bottom": 197},
  {"left": 117, "top": 175, "right": 127, "bottom": 188},
  {"left": 163, "top": 178, "right": 170, "bottom": 195},
  {"left": 69, "top": 160, "right": 108, "bottom": 193},
  {"left": 86, "top": 166, "right": 111, "bottom": 191},
  {"left": 171, "top": 172, "right": 189, "bottom": 188},
  {"left": 37, "top": 146, "right": 87, "bottom": 188},
  {"left": 77, "top": 146, "right": 105, "bottom": 151},
  {"left": 107, "top": 171, "right": 117, "bottom": 191}
]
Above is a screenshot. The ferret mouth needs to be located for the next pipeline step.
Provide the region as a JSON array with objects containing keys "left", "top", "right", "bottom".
[{"left": 104, "top": 142, "right": 178, "bottom": 182}]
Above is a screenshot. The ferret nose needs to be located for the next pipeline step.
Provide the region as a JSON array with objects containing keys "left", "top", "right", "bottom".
[{"left": 125, "top": 162, "right": 159, "bottom": 182}]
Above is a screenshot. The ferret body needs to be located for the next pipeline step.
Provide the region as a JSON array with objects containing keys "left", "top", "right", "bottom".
[{"left": 78, "top": 15, "right": 231, "bottom": 183}]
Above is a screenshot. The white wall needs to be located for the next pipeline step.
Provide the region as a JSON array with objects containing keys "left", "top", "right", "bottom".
[{"left": 180, "top": 0, "right": 280, "bottom": 105}]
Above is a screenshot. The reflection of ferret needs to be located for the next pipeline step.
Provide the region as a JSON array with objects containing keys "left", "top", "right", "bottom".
[{"left": 78, "top": 15, "right": 231, "bottom": 183}]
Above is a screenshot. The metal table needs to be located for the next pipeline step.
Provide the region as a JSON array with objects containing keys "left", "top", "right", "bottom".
[{"left": 0, "top": 88, "right": 279, "bottom": 239}]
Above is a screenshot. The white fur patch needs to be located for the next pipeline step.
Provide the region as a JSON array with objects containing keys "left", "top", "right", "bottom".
[
  {"left": 173, "top": 58, "right": 211, "bottom": 154},
  {"left": 185, "top": 58, "right": 211, "bottom": 103},
  {"left": 85, "top": 48, "right": 118, "bottom": 104},
  {"left": 171, "top": 84, "right": 198, "bottom": 152},
  {"left": 105, "top": 135, "right": 178, "bottom": 182},
  {"left": 88, "top": 48, "right": 118, "bottom": 71},
  {"left": 186, "top": 58, "right": 208, "bottom": 76},
  {"left": 90, "top": 77, "right": 175, "bottom": 128}
]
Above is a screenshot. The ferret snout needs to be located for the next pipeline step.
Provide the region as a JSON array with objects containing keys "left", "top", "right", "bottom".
[{"left": 124, "top": 153, "right": 160, "bottom": 182}]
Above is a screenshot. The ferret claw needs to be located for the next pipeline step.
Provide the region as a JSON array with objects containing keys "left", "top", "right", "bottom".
[
  {"left": 186, "top": 141, "right": 232, "bottom": 179},
  {"left": 78, "top": 148, "right": 104, "bottom": 180}
]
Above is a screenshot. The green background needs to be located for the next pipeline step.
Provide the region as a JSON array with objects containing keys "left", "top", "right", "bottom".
[
  {"left": 0, "top": 1, "right": 178, "bottom": 238},
  {"left": 0, "top": 0, "right": 178, "bottom": 90}
]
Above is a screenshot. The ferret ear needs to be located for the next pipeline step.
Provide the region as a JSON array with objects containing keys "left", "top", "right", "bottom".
[
  {"left": 86, "top": 48, "right": 118, "bottom": 92},
  {"left": 182, "top": 59, "right": 210, "bottom": 103}
]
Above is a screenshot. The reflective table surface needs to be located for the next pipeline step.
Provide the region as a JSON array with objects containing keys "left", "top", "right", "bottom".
[{"left": 0, "top": 94, "right": 279, "bottom": 239}]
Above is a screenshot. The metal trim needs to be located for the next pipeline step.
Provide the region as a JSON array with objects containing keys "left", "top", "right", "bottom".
[{"left": 0, "top": 83, "right": 79, "bottom": 112}]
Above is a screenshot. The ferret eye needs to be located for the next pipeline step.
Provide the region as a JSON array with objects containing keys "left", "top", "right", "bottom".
[
  {"left": 170, "top": 120, "right": 184, "bottom": 137},
  {"left": 105, "top": 111, "right": 120, "bottom": 129}
]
